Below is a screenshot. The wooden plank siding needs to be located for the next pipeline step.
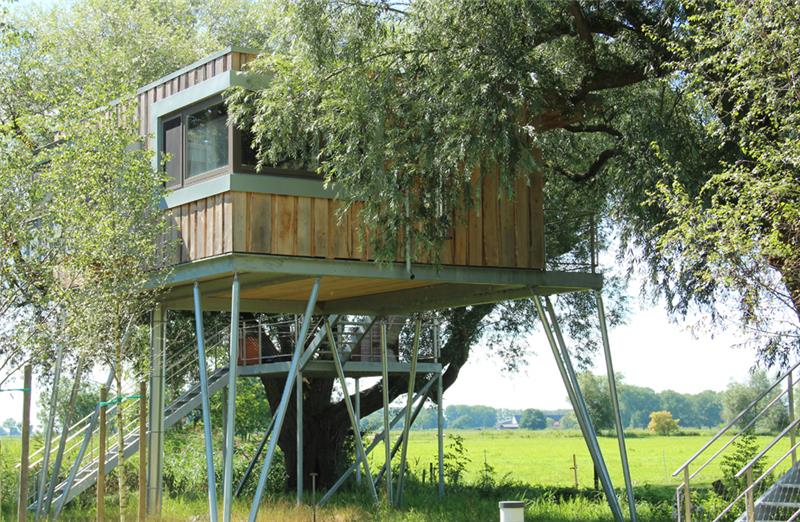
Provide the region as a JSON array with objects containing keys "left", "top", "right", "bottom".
[{"left": 164, "top": 170, "right": 545, "bottom": 269}]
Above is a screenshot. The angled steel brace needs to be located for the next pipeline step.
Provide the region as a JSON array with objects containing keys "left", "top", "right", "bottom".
[
  {"left": 326, "top": 320, "right": 379, "bottom": 503},
  {"left": 222, "top": 274, "right": 240, "bottom": 522},
  {"left": 597, "top": 291, "right": 637, "bottom": 522},
  {"left": 395, "top": 318, "right": 421, "bottom": 506},
  {"left": 194, "top": 282, "right": 219, "bottom": 522},
  {"left": 380, "top": 321, "right": 393, "bottom": 504},
  {"left": 534, "top": 295, "right": 625, "bottom": 522},
  {"left": 248, "top": 277, "right": 321, "bottom": 522},
  {"left": 318, "top": 374, "right": 437, "bottom": 507},
  {"left": 374, "top": 374, "right": 432, "bottom": 486},
  {"left": 234, "top": 414, "right": 276, "bottom": 498},
  {"left": 35, "top": 340, "right": 64, "bottom": 521},
  {"left": 45, "top": 356, "right": 85, "bottom": 516},
  {"left": 54, "top": 368, "right": 115, "bottom": 518}
]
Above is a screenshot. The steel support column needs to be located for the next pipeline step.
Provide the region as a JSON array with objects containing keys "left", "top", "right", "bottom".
[
  {"left": 355, "top": 378, "right": 361, "bottom": 485},
  {"left": 147, "top": 305, "right": 167, "bottom": 515},
  {"left": 193, "top": 282, "right": 219, "bottom": 522},
  {"left": 35, "top": 340, "right": 64, "bottom": 521},
  {"left": 380, "top": 321, "right": 393, "bottom": 505},
  {"left": 435, "top": 322, "right": 444, "bottom": 498},
  {"left": 326, "top": 320, "right": 379, "bottom": 503},
  {"left": 248, "top": 277, "right": 321, "bottom": 522},
  {"left": 296, "top": 370, "right": 303, "bottom": 505},
  {"left": 235, "top": 415, "right": 276, "bottom": 498},
  {"left": 596, "top": 291, "right": 637, "bottom": 521},
  {"left": 396, "top": 319, "right": 421, "bottom": 506},
  {"left": 535, "top": 296, "right": 624, "bottom": 522},
  {"left": 222, "top": 274, "right": 240, "bottom": 522}
]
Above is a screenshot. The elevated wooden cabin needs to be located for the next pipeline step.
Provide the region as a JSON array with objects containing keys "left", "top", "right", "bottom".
[{"left": 140, "top": 48, "right": 600, "bottom": 315}]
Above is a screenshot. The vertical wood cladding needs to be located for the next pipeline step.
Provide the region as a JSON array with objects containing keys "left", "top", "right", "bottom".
[{"left": 165, "top": 168, "right": 545, "bottom": 269}]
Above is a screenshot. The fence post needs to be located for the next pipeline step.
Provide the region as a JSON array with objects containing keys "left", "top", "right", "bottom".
[
  {"left": 97, "top": 386, "right": 107, "bottom": 522},
  {"left": 139, "top": 381, "right": 147, "bottom": 522},
  {"left": 745, "top": 467, "right": 755, "bottom": 522},
  {"left": 17, "top": 365, "right": 32, "bottom": 522},
  {"left": 683, "top": 467, "right": 691, "bottom": 522}
]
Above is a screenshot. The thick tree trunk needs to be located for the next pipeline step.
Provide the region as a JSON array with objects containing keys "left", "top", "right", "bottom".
[{"left": 254, "top": 305, "right": 494, "bottom": 491}]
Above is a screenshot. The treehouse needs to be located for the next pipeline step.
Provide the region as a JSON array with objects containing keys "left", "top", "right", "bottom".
[{"left": 29, "top": 48, "right": 634, "bottom": 522}]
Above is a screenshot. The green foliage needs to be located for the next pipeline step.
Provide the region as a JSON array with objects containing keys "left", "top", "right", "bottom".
[
  {"left": 721, "top": 369, "right": 787, "bottom": 433},
  {"left": 443, "top": 434, "right": 470, "bottom": 487},
  {"left": 36, "top": 378, "right": 99, "bottom": 432},
  {"left": 445, "top": 405, "right": 496, "bottom": 430},
  {"left": 520, "top": 409, "right": 547, "bottom": 430},
  {"left": 646, "top": 0, "right": 800, "bottom": 361},
  {"left": 576, "top": 372, "right": 614, "bottom": 431}
]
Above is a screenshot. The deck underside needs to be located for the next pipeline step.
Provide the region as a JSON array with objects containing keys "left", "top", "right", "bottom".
[{"left": 160, "top": 253, "right": 603, "bottom": 314}]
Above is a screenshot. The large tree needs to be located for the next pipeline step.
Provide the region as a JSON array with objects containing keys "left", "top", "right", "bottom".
[{"left": 226, "top": 0, "right": 696, "bottom": 488}]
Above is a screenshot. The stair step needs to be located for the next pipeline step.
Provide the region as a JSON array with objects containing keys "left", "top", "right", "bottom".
[{"left": 758, "top": 500, "right": 800, "bottom": 508}]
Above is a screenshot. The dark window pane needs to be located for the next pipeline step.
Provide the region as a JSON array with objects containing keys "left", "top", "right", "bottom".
[
  {"left": 162, "top": 117, "right": 182, "bottom": 186},
  {"left": 187, "top": 103, "right": 228, "bottom": 177}
]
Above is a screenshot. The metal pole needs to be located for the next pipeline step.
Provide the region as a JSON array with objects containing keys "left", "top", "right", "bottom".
[
  {"left": 396, "top": 318, "right": 421, "bottom": 506},
  {"left": 222, "top": 274, "right": 240, "bottom": 522},
  {"left": 326, "top": 321, "right": 379, "bottom": 503},
  {"left": 147, "top": 305, "right": 166, "bottom": 515},
  {"left": 536, "top": 296, "right": 624, "bottom": 522},
  {"left": 248, "top": 277, "right": 321, "bottom": 522},
  {"left": 596, "top": 291, "right": 637, "bottom": 522},
  {"left": 435, "top": 322, "right": 444, "bottom": 498},
  {"left": 380, "top": 321, "right": 393, "bottom": 505},
  {"left": 193, "top": 282, "right": 219, "bottom": 522},
  {"left": 56, "top": 368, "right": 115, "bottom": 517},
  {"left": 355, "top": 378, "right": 361, "bottom": 485},
  {"left": 138, "top": 382, "right": 147, "bottom": 522},
  {"left": 45, "top": 356, "right": 85, "bottom": 516},
  {"left": 790, "top": 370, "right": 796, "bottom": 466},
  {"left": 296, "top": 370, "right": 304, "bottom": 505},
  {"left": 235, "top": 415, "right": 276, "bottom": 498},
  {"left": 18, "top": 365, "right": 32, "bottom": 522},
  {"left": 97, "top": 386, "right": 107, "bottom": 522},
  {"left": 35, "top": 341, "right": 64, "bottom": 521}
]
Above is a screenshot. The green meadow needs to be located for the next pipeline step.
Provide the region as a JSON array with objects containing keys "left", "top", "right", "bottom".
[{"left": 3, "top": 429, "right": 792, "bottom": 521}]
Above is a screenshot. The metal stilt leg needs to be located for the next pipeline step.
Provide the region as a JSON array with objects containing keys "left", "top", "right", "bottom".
[
  {"left": 248, "top": 277, "right": 321, "bottom": 522},
  {"left": 534, "top": 296, "right": 624, "bottom": 522},
  {"left": 597, "top": 291, "right": 637, "bottom": 521},
  {"left": 222, "top": 275, "right": 240, "bottom": 522},
  {"left": 396, "top": 318, "right": 421, "bottom": 506},
  {"left": 193, "top": 282, "right": 219, "bottom": 522},
  {"left": 296, "top": 370, "right": 304, "bottom": 505},
  {"left": 381, "top": 321, "right": 393, "bottom": 505},
  {"left": 326, "top": 320, "right": 379, "bottom": 503},
  {"left": 147, "top": 305, "right": 166, "bottom": 515},
  {"left": 35, "top": 341, "right": 64, "bottom": 521},
  {"left": 355, "top": 378, "right": 362, "bottom": 485}
]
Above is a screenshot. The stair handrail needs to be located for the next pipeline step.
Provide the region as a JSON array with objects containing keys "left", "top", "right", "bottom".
[
  {"left": 735, "top": 416, "right": 800, "bottom": 479},
  {"left": 788, "top": 504, "right": 800, "bottom": 521},
  {"left": 711, "top": 437, "right": 800, "bottom": 522},
  {"left": 685, "top": 385, "right": 791, "bottom": 482},
  {"left": 673, "top": 360, "right": 800, "bottom": 477}
]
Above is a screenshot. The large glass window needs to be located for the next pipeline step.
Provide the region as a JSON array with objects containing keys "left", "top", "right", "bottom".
[
  {"left": 162, "top": 116, "right": 182, "bottom": 187},
  {"left": 186, "top": 103, "right": 228, "bottom": 177}
]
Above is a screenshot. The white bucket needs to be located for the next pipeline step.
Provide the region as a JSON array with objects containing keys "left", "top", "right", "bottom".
[{"left": 499, "top": 500, "right": 525, "bottom": 522}]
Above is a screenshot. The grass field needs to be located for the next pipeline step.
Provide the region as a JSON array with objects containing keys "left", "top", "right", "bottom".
[
  {"left": 371, "top": 429, "right": 791, "bottom": 488},
  {"left": 3, "top": 429, "right": 795, "bottom": 521}
]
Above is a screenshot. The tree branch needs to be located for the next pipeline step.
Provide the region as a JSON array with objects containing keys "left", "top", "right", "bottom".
[{"left": 551, "top": 147, "right": 619, "bottom": 183}]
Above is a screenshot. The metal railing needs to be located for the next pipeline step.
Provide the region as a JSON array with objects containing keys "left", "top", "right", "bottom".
[{"left": 673, "top": 362, "right": 800, "bottom": 521}]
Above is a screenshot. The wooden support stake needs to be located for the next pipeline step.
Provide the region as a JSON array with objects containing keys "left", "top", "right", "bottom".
[
  {"left": 17, "top": 365, "right": 32, "bottom": 522},
  {"left": 572, "top": 454, "right": 578, "bottom": 488},
  {"left": 139, "top": 381, "right": 147, "bottom": 522},
  {"left": 97, "top": 386, "right": 107, "bottom": 522}
]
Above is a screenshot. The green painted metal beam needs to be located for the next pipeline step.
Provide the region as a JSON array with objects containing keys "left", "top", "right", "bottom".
[{"left": 157, "top": 253, "right": 603, "bottom": 291}]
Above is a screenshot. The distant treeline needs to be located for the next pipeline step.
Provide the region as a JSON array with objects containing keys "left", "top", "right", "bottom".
[{"left": 357, "top": 369, "right": 786, "bottom": 432}]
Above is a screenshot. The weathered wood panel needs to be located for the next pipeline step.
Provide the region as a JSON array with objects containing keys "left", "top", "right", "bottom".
[{"left": 167, "top": 170, "right": 546, "bottom": 270}]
